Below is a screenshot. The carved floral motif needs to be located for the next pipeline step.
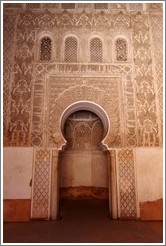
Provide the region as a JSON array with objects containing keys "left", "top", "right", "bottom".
[
  {"left": 3, "top": 14, "right": 17, "bottom": 145},
  {"left": 132, "top": 12, "right": 160, "bottom": 146},
  {"left": 149, "top": 14, "right": 163, "bottom": 145}
]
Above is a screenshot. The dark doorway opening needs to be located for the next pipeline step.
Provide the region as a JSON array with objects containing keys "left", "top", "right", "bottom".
[{"left": 59, "top": 110, "right": 109, "bottom": 217}]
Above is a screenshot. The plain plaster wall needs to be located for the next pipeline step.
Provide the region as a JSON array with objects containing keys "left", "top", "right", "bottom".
[
  {"left": 135, "top": 147, "right": 163, "bottom": 202},
  {"left": 60, "top": 150, "right": 108, "bottom": 188},
  {"left": 3, "top": 147, "right": 163, "bottom": 203},
  {"left": 3, "top": 147, "right": 34, "bottom": 199}
]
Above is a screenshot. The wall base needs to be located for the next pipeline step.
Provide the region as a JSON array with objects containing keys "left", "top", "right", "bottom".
[
  {"left": 139, "top": 199, "right": 163, "bottom": 220},
  {"left": 4, "top": 199, "right": 31, "bottom": 222},
  {"left": 3, "top": 198, "right": 163, "bottom": 221},
  {"left": 60, "top": 186, "right": 108, "bottom": 199}
]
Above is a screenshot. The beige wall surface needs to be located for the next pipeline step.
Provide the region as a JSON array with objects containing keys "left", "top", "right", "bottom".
[
  {"left": 3, "top": 147, "right": 33, "bottom": 199},
  {"left": 135, "top": 147, "right": 163, "bottom": 202},
  {"left": 60, "top": 150, "right": 108, "bottom": 188},
  {"left": 3, "top": 147, "right": 163, "bottom": 202}
]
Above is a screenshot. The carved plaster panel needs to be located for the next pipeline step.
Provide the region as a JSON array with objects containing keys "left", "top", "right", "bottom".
[
  {"left": 117, "top": 149, "right": 137, "bottom": 218},
  {"left": 48, "top": 82, "right": 121, "bottom": 148},
  {"left": 3, "top": 8, "right": 162, "bottom": 148},
  {"left": 149, "top": 14, "right": 163, "bottom": 145},
  {"left": 32, "top": 62, "right": 137, "bottom": 149},
  {"left": 11, "top": 9, "right": 132, "bottom": 30},
  {"left": 64, "top": 111, "right": 104, "bottom": 150},
  {"left": 132, "top": 12, "right": 160, "bottom": 147},
  {"left": 31, "top": 149, "right": 51, "bottom": 219},
  {"left": 5, "top": 12, "right": 36, "bottom": 146},
  {"left": 3, "top": 13, "right": 17, "bottom": 145}
]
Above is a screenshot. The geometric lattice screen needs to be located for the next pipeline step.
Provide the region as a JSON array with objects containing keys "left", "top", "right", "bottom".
[
  {"left": 61, "top": 3, "right": 75, "bottom": 9},
  {"left": 115, "top": 38, "right": 127, "bottom": 62},
  {"left": 31, "top": 149, "right": 51, "bottom": 219},
  {"left": 40, "top": 37, "right": 52, "bottom": 61},
  {"left": 90, "top": 38, "right": 103, "bottom": 63},
  {"left": 117, "top": 149, "right": 137, "bottom": 218},
  {"left": 94, "top": 3, "right": 108, "bottom": 9},
  {"left": 26, "top": 3, "right": 40, "bottom": 9},
  {"left": 65, "top": 36, "right": 77, "bottom": 62}
]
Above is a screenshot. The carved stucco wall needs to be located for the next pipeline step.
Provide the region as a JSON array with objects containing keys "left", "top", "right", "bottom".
[
  {"left": 3, "top": 3, "right": 163, "bottom": 220},
  {"left": 3, "top": 4, "right": 163, "bottom": 149},
  {"left": 4, "top": 5, "right": 162, "bottom": 148},
  {"left": 3, "top": 12, "right": 17, "bottom": 145}
]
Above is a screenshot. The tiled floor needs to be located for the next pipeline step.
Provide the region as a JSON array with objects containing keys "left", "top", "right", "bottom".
[{"left": 3, "top": 199, "right": 163, "bottom": 243}]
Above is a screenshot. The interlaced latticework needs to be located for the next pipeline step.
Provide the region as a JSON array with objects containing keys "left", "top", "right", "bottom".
[
  {"left": 115, "top": 38, "right": 127, "bottom": 62},
  {"left": 61, "top": 3, "right": 75, "bottom": 9},
  {"left": 91, "top": 121, "right": 104, "bottom": 145},
  {"left": 26, "top": 3, "right": 40, "bottom": 9},
  {"left": 64, "top": 111, "right": 104, "bottom": 150},
  {"left": 90, "top": 38, "right": 102, "bottom": 63},
  {"left": 94, "top": 3, "right": 108, "bottom": 9},
  {"left": 31, "top": 149, "right": 51, "bottom": 218},
  {"left": 129, "top": 3, "right": 143, "bottom": 11},
  {"left": 74, "top": 123, "right": 91, "bottom": 149},
  {"left": 110, "top": 3, "right": 126, "bottom": 9},
  {"left": 118, "top": 149, "right": 137, "bottom": 218},
  {"left": 65, "top": 37, "right": 77, "bottom": 63},
  {"left": 40, "top": 37, "right": 52, "bottom": 61},
  {"left": 77, "top": 3, "right": 92, "bottom": 9}
]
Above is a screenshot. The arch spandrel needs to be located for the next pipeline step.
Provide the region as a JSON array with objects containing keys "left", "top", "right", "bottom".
[{"left": 48, "top": 85, "right": 121, "bottom": 148}]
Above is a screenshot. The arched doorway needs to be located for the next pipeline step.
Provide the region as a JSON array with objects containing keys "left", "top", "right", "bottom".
[
  {"left": 50, "top": 101, "right": 118, "bottom": 220},
  {"left": 58, "top": 101, "right": 110, "bottom": 217}
]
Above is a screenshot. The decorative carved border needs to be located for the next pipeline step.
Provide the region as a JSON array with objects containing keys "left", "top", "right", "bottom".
[
  {"left": 3, "top": 13, "right": 17, "bottom": 145},
  {"left": 132, "top": 12, "right": 160, "bottom": 147},
  {"left": 48, "top": 83, "right": 120, "bottom": 148},
  {"left": 117, "top": 149, "right": 137, "bottom": 218},
  {"left": 149, "top": 14, "right": 163, "bottom": 145},
  {"left": 32, "top": 63, "right": 137, "bottom": 149},
  {"left": 31, "top": 149, "right": 51, "bottom": 219}
]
